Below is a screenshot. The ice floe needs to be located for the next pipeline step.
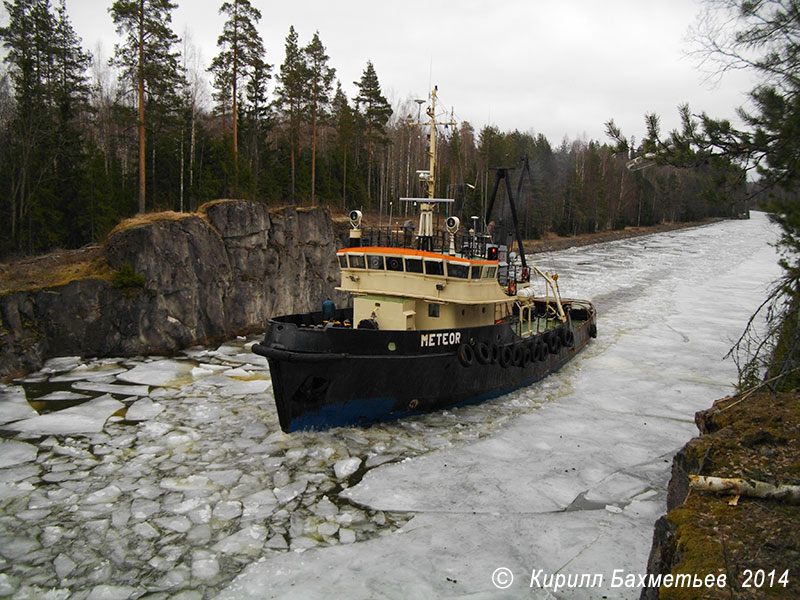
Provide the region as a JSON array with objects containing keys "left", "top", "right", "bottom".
[
  {"left": 116, "top": 359, "right": 195, "bottom": 387},
  {"left": 124, "top": 397, "right": 164, "bottom": 421},
  {"left": 0, "top": 440, "right": 38, "bottom": 468},
  {"left": 5, "top": 395, "right": 124, "bottom": 435},
  {"left": 0, "top": 385, "right": 38, "bottom": 424}
]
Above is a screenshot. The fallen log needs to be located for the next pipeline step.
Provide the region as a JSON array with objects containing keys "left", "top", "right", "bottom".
[{"left": 689, "top": 475, "right": 800, "bottom": 504}]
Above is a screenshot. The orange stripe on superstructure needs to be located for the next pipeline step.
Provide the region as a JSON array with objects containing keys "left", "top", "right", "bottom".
[{"left": 337, "top": 246, "right": 497, "bottom": 265}]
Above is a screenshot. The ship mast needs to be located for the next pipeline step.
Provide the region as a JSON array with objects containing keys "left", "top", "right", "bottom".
[
  {"left": 402, "top": 86, "right": 457, "bottom": 249},
  {"left": 413, "top": 85, "right": 456, "bottom": 199}
]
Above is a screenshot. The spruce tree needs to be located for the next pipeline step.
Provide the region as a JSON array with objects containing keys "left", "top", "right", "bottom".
[
  {"left": 1, "top": 0, "right": 90, "bottom": 252},
  {"left": 51, "top": 0, "right": 91, "bottom": 247},
  {"left": 274, "top": 25, "right": 307, "bottom": 202},
  {"left": 354, "top": 60, "right": 392, "bottom": 204},
  {"left": 304, "top": 31, "right": 334, "bottom": 206},
  {"left": 332, "top": 82, "right": 355, "bottom": 208},
  {"left": 1, "top": 0, "right": 52, "bottom": 249},
  {"left": 110, "top": 0, "right": 182, "bottom": 214},
  {"left": 244, "top": 55, "right": 271, "bottom": 198},
  {"left": 209, "top": 0, "right": 267, "bottom": 196}
]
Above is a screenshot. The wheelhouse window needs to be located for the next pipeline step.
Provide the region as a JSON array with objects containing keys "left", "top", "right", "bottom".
[
  {"left": 424, "top": 260, "right": 444, "bottom": 276},
  {"left": 349, "top": 255, "right": 366, "bottom": 269},
  {"left": 471, "top": 265, "right": 482, "bottom": 279},
  {"left": 367, "top": 255, "right": 385, "bottom": 270},
  {"left": 484, "top": 266, "right": 497, "bottom": 279},
  {"left": 405, "top": 258, "right": 423, "bottom": 273},
  {"left": 338, "top": 255, "right": 348, "bottom": 268},
  {"left": 447, "top": 262, "right": 469, "bottom": 279},
  {"left": 386, "top": 256, "right": 404, "bottom": 272}
]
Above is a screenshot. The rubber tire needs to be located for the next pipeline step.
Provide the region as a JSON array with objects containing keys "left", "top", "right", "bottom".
[
  {"left": 490, "top": 343, "right": 500, "bottom": 363},
  {"left": 512, "top": 344, "right": 524, "bottom": 367},
  {"left": 521, "top": 347, "right": 532, "bottom": 367},
  {"left": 458, "top": 343, "right": 475, "bottom": 367},
  {"left": 537, "top": 340, "right": 548, "bottom": 361},
  {"left": 499, "top": 345, "right": 512, "bottom": 368},
  {"left": 548, "top": 333, "right": 561, "bottom": 354},
  {"left": 475, "top": 342, "right": 492, "bottom": 365}
]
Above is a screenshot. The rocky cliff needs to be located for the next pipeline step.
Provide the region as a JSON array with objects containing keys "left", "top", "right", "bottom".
[{"left": 0, "top": 200, "right": 347, "bottom": 381}]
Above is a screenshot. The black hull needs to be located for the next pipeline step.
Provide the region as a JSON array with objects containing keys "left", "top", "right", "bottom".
[{"left": 254, "top": 304, "right": 597, "bottom": 432}]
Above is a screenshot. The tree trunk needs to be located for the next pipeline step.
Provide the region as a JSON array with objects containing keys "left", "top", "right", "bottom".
[
  {"left": 690, "top": 475, "right": 800, "bottom": 504},
  {"left": 137, "top": 0, "right": 146, "bottom": 214},
  {"left": 289, "top": 105, "right": 296, "bottom": 203},
  {"left": 180, "top": 123, "right": 184, "bottom": 212},
  {"left": 190, "top": 102, "right": 196, "bottom": 211},
  {"left": 366, "top": 122, "right": 373, "bottom": 202},
  {"left": 342, "top": 145, "right": 347, "bottom": 209},
  {"left": 311, "top": 104, "right": 317, "bottom": 206},
  {"left": 151, "top": 138, "right": 156, "bottom": 207},
  {"left": 232, "top": 30, "right": 238, "bottom": 197}
]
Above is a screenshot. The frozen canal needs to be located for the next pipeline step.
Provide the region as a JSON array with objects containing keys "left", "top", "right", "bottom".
[{"left": 0, "top": 213, "right": 781, "bottom": 599}]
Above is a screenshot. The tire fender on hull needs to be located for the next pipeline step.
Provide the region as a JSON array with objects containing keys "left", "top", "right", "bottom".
[
  {"left": 457, "top": 343, "right": 475, "bottom": 367},
  {"left": 475, "top": 342, "right": 492, "bottom": 365},
  {"left": 498, "top": 345, "right": 513, "bottom": 368}
]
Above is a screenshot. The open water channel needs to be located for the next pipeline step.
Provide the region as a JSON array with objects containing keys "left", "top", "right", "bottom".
[{"left": 0, "top": 212, "right": 782, "bottom": 599}]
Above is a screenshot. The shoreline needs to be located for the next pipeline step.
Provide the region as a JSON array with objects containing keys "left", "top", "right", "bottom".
[
  {"left": 1, "top": 215, "right": 728, "bottom": 296},
  {"left": 523, "top": 218, "right": 725, "bottom": 254}
]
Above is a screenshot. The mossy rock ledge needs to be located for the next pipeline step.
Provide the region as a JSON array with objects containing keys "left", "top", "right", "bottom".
[
  {"left": 641, "top": 391, "right": 800, "bottom": 599},
  {"left": 0, "top": 201, "right": 347, "bottom": 381}
]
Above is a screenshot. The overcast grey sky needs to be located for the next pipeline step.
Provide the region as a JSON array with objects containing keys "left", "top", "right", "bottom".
[{"left": 2, "top": 0, "right": 756, "bottom": 145}]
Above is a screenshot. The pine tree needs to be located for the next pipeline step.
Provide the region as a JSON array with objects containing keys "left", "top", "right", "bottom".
[
  {"left": 354, "top": 60, "right": 392, "bottom": 204},
  {"left": 624, "top": 0, "right": 800, "bottom": 389},
  {"left": 304, "top": 31, "right": 334, "bottom": 206},
  {"left": 274, "top": 25, "right": 307, "bottom": 202},
  {"left": 209, "top": 0, "right": 267, "bottom": 196},
  {"left": 110, "top": 0, "right": 182, "bottom": 214}
]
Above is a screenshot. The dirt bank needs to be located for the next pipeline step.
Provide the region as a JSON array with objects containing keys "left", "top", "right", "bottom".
[{"left": 642, "top": 390, "right": 800, "bottom": 599}]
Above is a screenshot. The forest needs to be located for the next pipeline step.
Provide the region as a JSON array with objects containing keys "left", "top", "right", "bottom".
[{"left": 0, "top": 0, "right": 749, "bottom": 260}]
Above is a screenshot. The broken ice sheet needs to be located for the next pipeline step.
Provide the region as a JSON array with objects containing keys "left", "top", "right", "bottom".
[
  {"left": 36, "top": 391, "right": 92, "bottom": 402},
  {"left": 217, "top": 379, "right": 270, "bottom": 397},
  {"left": 72, "top": 381, "right": 149, "bottom": 397},
  {"left": 39, "top": 356, "right": 82, "bottom": 374},
  {"left": 124, "top": 398, "right": 164, "bottom": 421},
  {"left": 0, "top": 440, "right": 38, "bottom": 468},
  {"left": 0, "top": 385, "right": 38, "bottom": 424},
  {"left": 5, "top": 395, "right": 125, "bottom": 435},
  {"left": 116, "top": 359, "right": 195, "bottom": 387},
  {"left": 212, "top": 524, "right": 267, "bottom": 555},
  {"left": 333, "top": 457, "right": 361, "bottom": 480},
  {"left": 48, "top": 366, "right": 127, "bottom": 383}
]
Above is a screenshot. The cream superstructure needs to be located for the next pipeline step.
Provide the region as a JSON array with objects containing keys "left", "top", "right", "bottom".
[{"left": 337, "top": 246, "right": 514, "bottom": 330}]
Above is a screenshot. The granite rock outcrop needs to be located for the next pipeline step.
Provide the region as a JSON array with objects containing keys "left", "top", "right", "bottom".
[{"left": 0, "top": 201, "right": 346, "bottom": 380}]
